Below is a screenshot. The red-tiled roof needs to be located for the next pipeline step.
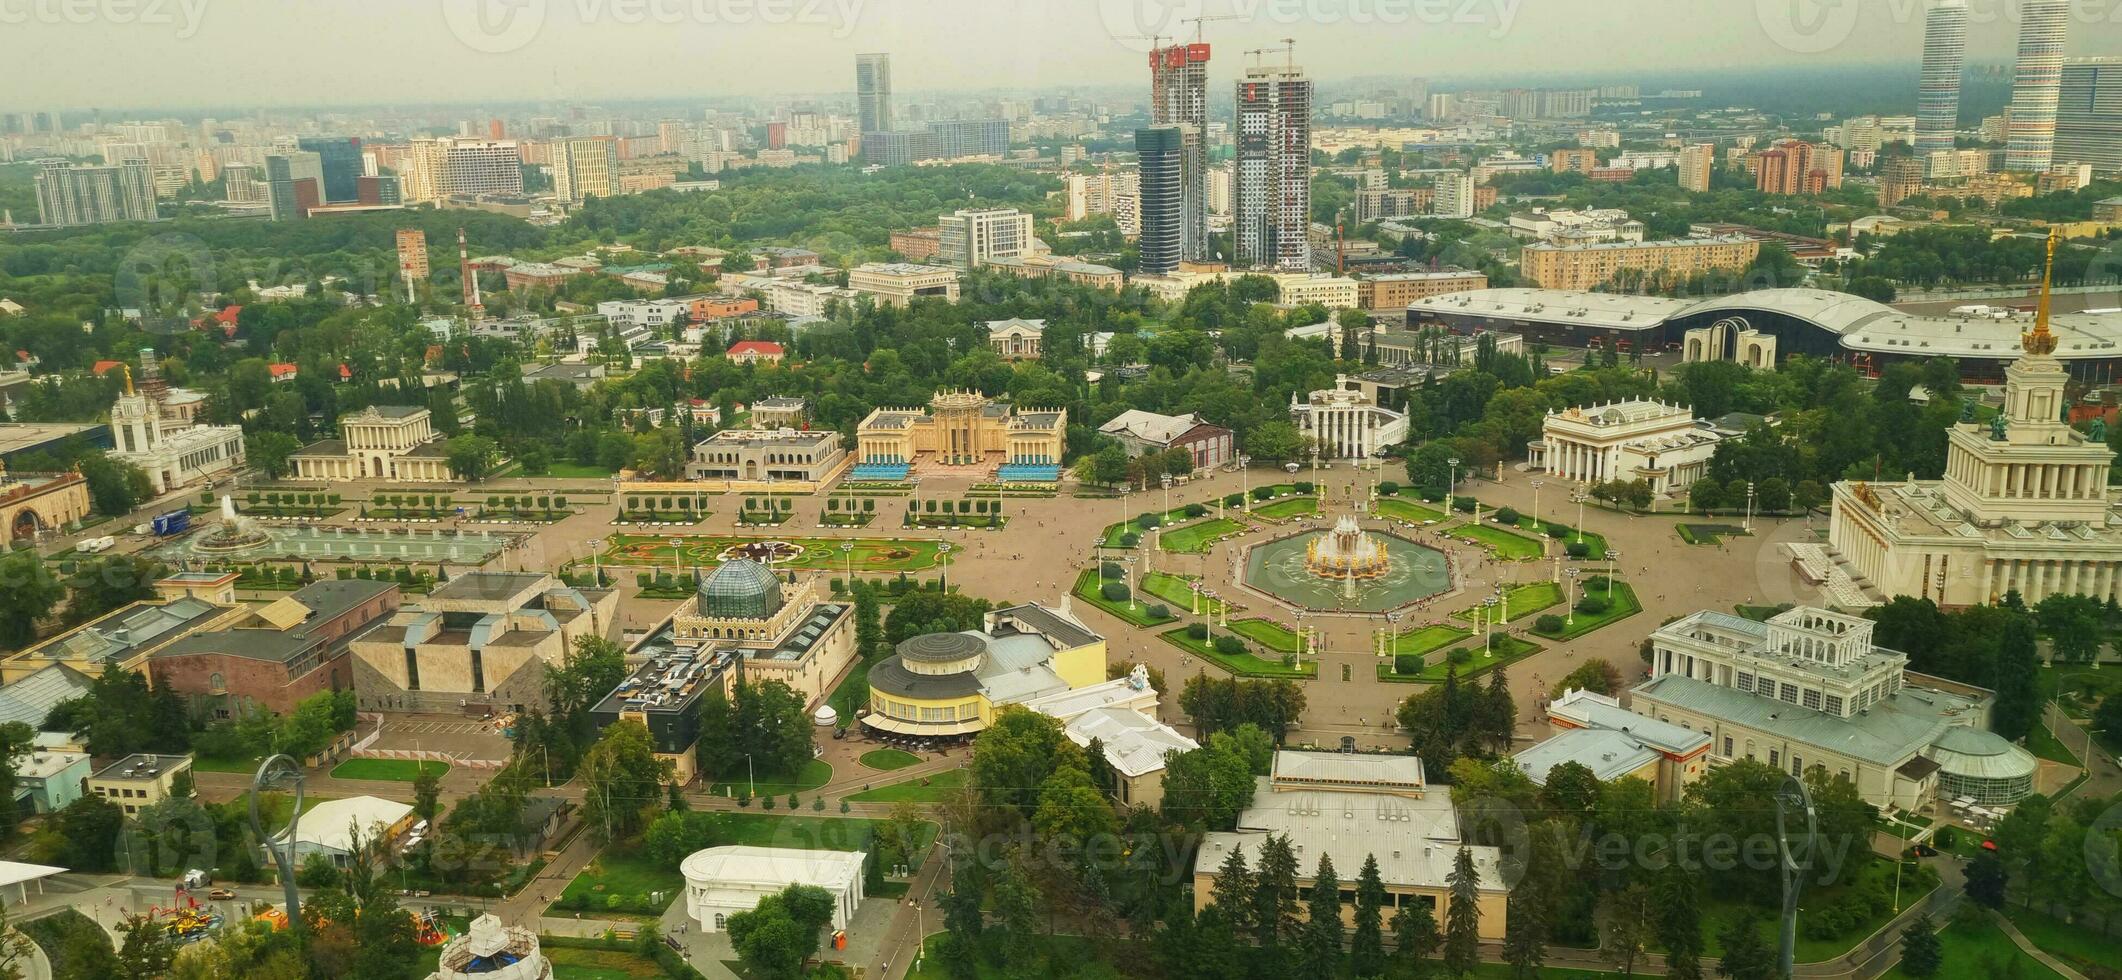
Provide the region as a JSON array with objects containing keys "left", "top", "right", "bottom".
[
  {"left": 727, "top": 341, "right": 784, "bottom": 356},
  {"left": 268, "top": 363, "right": 299, "bottom": 379},
  {"left": 91, "top": 360, "right": 123, "bottom": 376},
  {"left": 213, "top": 306, "right": 242, "bottom": 325}
]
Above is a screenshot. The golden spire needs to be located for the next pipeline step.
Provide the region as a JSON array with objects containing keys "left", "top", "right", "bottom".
[
  {"left": 2024, "top": 228, "right": 2060, "bottom": 356},
  {"left": 122, "top": 364, "right": 134, "bottom": 397}
]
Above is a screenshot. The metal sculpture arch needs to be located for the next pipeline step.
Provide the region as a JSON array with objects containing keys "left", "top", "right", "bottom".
[
  {"left": 247, "top": 754, "right": 306, "bottom": 931},
  {"left": 1773, "top": 774, "right": 1818, "bottom": 979}
]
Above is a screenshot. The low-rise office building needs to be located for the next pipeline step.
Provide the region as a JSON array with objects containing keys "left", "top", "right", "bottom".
[
  {"left": 1357, "top": 271, "right": 1490, "bottom": 311},
  {"left": 863, "top": 602, "right": 1107, "bottom": 737},
  {"left": 1096, "top": 410, "right": 1233, "bottom": 473},
  {"left": 686, "top": 428, "right": 848, "bottom": 485},
  {"left": 1519, "top": 236, "right": 1758, "bottom": 291},
  {"left": 683, "top": 846, "right": 867, "bottom": 933},
  {"left": 2, "top": 596, "right": 241, "bottom": 685},
  {"left": 86, "top": 753, "right": 193, "bottom": 816},
  {"left": 848, "top": 262, "right": 961, "bottom": 307},
  {"left": 1194, "top": 752, "right": 1508, "bottom": 941},
  {"left": 15, "top": 746, "right": 90, "bottom": 814},
  {"left": 1630, "top": 607, "right": 2036, "bottom": 810},
  {"left": 150, "top": 580, "right": 399, "bottom": 718},
  {"left": 349, "top": 572, "right": 618, "bottom": 714},
  {"left": 1517, "top": 688, "right": 1711, "bottom": 804},
  {"left": 1028, "top": 665, "right": 1193, "bottom": 809}
]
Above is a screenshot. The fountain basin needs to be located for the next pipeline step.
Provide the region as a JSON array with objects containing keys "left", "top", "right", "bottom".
[{"left": 1243, "top": 527, "right": 1451, "bottom": 612}]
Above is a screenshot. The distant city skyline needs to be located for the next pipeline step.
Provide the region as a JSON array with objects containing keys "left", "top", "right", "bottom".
[{"left": 7, "top": 0, "right": 2122, "bottom": 110}]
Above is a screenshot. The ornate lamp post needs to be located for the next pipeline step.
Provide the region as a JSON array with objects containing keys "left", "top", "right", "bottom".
[
  {"left": 938, "top": 541, "right": 953, "bottom": 593},
  {"left": 1605, "top": 549, "right": 1620, "bottom": 598},
  {"left": 1309, "top": 448, "right": 1322, "bottom": 498},
  {"left": 1565, "top": 567, "right": 1581, "bottom": 626},
  {"left": 1745, "top": 481, "right": 1758, "bottom": 534},
  {"left": 840, "top": 540, "right": 854, "bottom": 597},
  {"left": 1447, "top": 457, "right": 1461, "bottom": 501},
  {"left": 1482, "top": 597, "right": 1499, "bottom": 655},
  {"left": 1572, "top": 486, "right": 1589, "bottom": 543},
  {"left": 1122, "top": 554, "right": 1137, "bottom": 613},
  {"left": 1237, "top": 453, "right": 1253, "bottom": 513},
  {"left": 1530, "top": 478, "right": 1545, "bottom": 529}
]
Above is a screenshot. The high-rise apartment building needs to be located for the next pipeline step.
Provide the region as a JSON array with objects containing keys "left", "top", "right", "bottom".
[
  {"left": 1679, "top": 143, "right": 1716, "bottom": 192},
  {"left": 937, "top": 208, "right": 1034, "bottom": 269},
  {"left": 552, "top": 136, "right": 619, "bottom": 204},
  {"left": 441, "top": 140, "right": 524, "bottom": 198},
  {"left": 857, "top": 52, "right": 893, "bottom": 153},
  {"left": 1917, "top": 0, "right": 1969, "bottom": 158},
  {"left": 396, "top": 139, "right": 448, "bottom": 204},
  {"left": 1150, "top": 42, "right": 1211, "bottom": 262},
  {"left": 2056, "top": 58, "right": 2122, "bottom": 175},
  {"left": 1432, "top": 172, "right": 1476, "bottom": 219},
  {"left": 1234, "top": 60, "right": 1313, "bottom": 271},
  {"left": 925, "top": 120, "right": 1010, "bottom": 159},
  {"left": 2006, "top": 0, "right": 2070, "bottom": 171},
  {"left": 33, "top": 159, "right": 159, "bottom": 226},
  {"left": 265, "top": 154, "right": 321, "bottom": 221},
  {"left": 1753, "top": 140, "right": 1845, "bottom": 195},
  {"left": 297, "top": 136, "right": 363, "bottom": 203},
  {"left": 1135, "top": 127, "right": 1185, "bottom": 276},
  {"left": 396, "top": 229, "right": 430, "bottom": 293}
]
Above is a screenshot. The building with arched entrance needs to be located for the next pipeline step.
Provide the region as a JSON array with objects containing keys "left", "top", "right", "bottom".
[
  {"left": 288, "top": 406, "right": 457, "bottom": 482},
  {"left": 0, "top": 469, "right": 89, "bottom": 547}
]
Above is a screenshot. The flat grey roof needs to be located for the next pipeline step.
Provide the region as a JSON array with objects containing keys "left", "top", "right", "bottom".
[{"left": 0, "top": 423, "right": 98, "bottom": 455}]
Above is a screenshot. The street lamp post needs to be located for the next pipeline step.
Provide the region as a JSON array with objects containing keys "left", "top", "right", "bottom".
[
  {"left": 841, "top": 540, "right": 854, "bottom": 597},
  {"left": 938, "top": 542, "right": 953, "bottom": 593},
  {"left": 1605, "top": 550, "right": 1619, "bottom": 598},
  {"left": 1447, "top": 457, "right": 1461, "bottom": 501},
  {"left": 1123, "top": 555, "right": 1138, "bottom": 614},
  {"left": 1237, "top": 454, "right": 1253, "bottom": 513},
  {"left": 1573, "top": 487, "right": 1588, "bottom": 543},
  {"left": 1530, "top": 478, "right": 1545, "bottom": 531},
  {"left": 1310, "top": 449, "right": 1322, "bottom": 498},
  {"left": 1566, "top": 568, "right": 1581, "bottom": 626},
  {"left": 1483, "top": 597, "right": 1499, "bottom": 655},
  {"left": 1745, "top": 481, "right": 1758, "bottom": 534}
]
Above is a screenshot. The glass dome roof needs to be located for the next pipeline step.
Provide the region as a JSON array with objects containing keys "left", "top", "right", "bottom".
[{"left": 697, "top": 560, "right": 785, "bottom": 620}]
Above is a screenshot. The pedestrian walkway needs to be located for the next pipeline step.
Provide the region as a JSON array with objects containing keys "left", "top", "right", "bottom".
[{"left": 1989, "top": 908, "right": 2089, "bottom": 980}]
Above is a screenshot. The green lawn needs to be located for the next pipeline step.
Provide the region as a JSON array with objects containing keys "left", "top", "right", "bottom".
[
  {"left": 1099, "top": 504, "right": 1203, "bottom": 547},
  {"left": 708, "top": 759, "right": 832, "bottom": 799},
  {"left": 2003, "top": 906, "right": 2118, "bottom": 978},
  {"left": 1449, "top": 522, "right": 1545, "bottom": 560},
  {"left": 551, "top": 843, "right": 684, "bottom": 917},
  {"left": 1072, "top": 568, "right": 1180, "bottom": 628},
  {"left": 328, "top": 758, "right": 449, "bottom": 782},
  {"left": 1880, "top": 911, "right": 2062, "bottom": 980},
  {"left": 1451, "top": 581, "right": 1563, "bottom": 624},
  {"left": 860, "top": 749, "right": 921, "bottom": 771},
  {"left": 545, "top": 462, "right": 619, "bottom": 479},
  {"left": 1389, "top": 624, "right": 1475, "bottom": 656},
  {"left": 845, "top": 768, "right": 968, "bottom": 804},
  {"left": 600, "top": 534, "right": 941, "bottom": 572},
  {"left": 1379, "top": 634, "right": 1543, "bottom": 683},
  {"left": 1160, "top": 625, "right": 1316, "bottom": 679},
  {"left": 2023, "top": 721, "right": 2083, "bottom": 766},
  {"left": 1160, "top": 518, "right": 1245, "bottom": 553},
  {"left": 828, "top": 657, "right": 873, "bottom": 715},
  {"left": 1374, "top": 497, "right": 1448, "bottom": 524},
  {"left": 1141, "top": 571, "right": 1239, "bottom": 618},
  {"left": 546, "top": 947, "right": 665, "bottom": 979},
  {"left": 1516, "top": 519, "right": 1608, "bottom": 560},
  {"left": 1678, "top": 523, "right": 1749, "bottom": 545},
  {"left": 1251, "top": 497, "right": 1319, "bottom": 521},
  {"left": 1228, "top": 618, "right": 1303, "bottom": 654},
  {"left": 1529, "top": 580, "right": 1643, "bottom": 641}
]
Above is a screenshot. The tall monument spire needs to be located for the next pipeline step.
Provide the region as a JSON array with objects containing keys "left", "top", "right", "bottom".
[{"left": 2024, "top": 228, "right": 2059, "bottom": 356}]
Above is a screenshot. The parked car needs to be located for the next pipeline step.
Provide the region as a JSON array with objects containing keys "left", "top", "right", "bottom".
[{"left": 207, "top": 888, "right": 237, "bottom": 901}]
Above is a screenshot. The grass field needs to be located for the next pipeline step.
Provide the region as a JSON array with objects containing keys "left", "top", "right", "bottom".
[
  {"left": 1380, "top": 635, "right": 1542, "bottom": 683},
  {"left": 1228, "top": 618, "right": 1303, "bottom": 654},
  {"left": 1072, "top": 568, "right": 1180, "bottom": 628},
  {"left": 1160, "top": 518, "right": 1246, "bottom": 553},
  {"left": 2004, "top": 906, "right": 2117, "bottom": 978},
  {"left": 1160, "top": 625, "right": 1316, "bottom": 679},
  {"left": 708, "top": 758, "right": 832, "bottom": 799},
  {"left": 552, "top": 844, "right": 683, "bottom": 917},
  {"left": 828, "top": 657, "right": 872, "bottom": 715},
  {"left": 546, "top": 947, "right": 665, "bottom": 979},
  {"left": 1250, "top": 497, "right": 1319, "bottom": 521},
  {"left": 1375, "top": 497, "right": 1448, "bottom": 524},
  {"left": 860, "top": 749, "right": 921, "bottom": 771},
  {"left": 545, "top": 462, "right": 619, "bottom": 479},
  {"left": 2023, "top": 721, "right": 2083, "bottom": 766},
  {"left": 1449, "top": 522, "right": 1545, "bottom": 560},
  {"left": 600, "top": 534, "right": 941, "bottom": 572},
  {"left": 1881, "top": 912, "right": 2062, "bottom": 980},
  {"left": 846, "top": 768, "right": 968, "bottom": 804},
  {"left": 1390, "top": 624, "right": 1475, "bottom": 656},
  {"left": 328, "top": 759, "right": 449, "bottom": 782},
  {"left": 1530, "top": 580, "right": 1643, "bottom": 641},
  {"left": 1141, "top": 571, "right": 1239, "bottom": 618},
  {"left": 1452, "top": 581, "right": 1563, "bottom": 624}
]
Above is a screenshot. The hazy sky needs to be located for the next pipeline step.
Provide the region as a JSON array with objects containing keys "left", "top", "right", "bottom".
[{"left": 9, "top": 0, "right": 2122, "bottom": 111}]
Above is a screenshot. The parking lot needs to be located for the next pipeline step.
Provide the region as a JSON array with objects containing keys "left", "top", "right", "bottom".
[{"left": 366, "top": 712, "right": 514, "bottom": 761}]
